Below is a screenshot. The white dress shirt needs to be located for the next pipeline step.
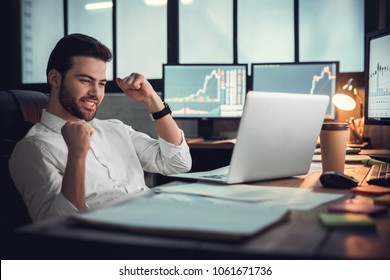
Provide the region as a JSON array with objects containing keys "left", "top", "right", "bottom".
[{"left": 9, "top": 110, "right": 192, "bottom": 223}]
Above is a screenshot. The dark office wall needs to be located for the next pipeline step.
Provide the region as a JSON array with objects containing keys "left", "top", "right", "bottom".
[
  {"left": 365, "top": 0, "right": 390, "bottom": 31},
  {"left": 379, "top": 0, "right": 390, "bottom": 28},
  {"left": 0, "top": 0, "right": 20, "bottom": 89}
]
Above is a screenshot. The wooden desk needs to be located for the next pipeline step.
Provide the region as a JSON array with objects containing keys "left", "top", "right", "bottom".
[
  {"left": 5, "top": 164, "right": 390, "bottom": 260},
  {"left": 360, "top": 149, "right": 390, "bottom": 161}
]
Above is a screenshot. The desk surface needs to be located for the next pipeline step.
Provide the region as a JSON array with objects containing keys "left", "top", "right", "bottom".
[{"left": 6, "top": 164, "right": 390, "bottom": 260}]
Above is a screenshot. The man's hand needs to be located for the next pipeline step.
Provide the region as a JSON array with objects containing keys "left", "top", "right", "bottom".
[
  {"left": 61, "top": 120, "right": 94, "bottom": 158},
  {"left": 116, "top": 72, "right": 182, "bottom": 146},
  {"left": 115, "top": 73, "right": 155, "bottom": 103}
]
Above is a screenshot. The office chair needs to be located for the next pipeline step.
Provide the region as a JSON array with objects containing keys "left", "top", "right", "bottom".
[{"left": 0, "top": 90, "right": 49, "bottom": 231}]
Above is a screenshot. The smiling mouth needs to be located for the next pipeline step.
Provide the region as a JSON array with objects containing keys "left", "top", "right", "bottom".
[{"left": 81, "top": 99, "right": 98, "bottom": 110}]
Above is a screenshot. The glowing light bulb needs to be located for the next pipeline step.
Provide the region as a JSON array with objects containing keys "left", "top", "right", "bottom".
[{"left": 332, "top": 94, "right": 356, "bottom": 111}]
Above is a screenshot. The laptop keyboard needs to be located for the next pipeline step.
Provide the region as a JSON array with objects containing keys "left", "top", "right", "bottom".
[{"left": 367, "top": 163, "right": 390, "bottom": 187}]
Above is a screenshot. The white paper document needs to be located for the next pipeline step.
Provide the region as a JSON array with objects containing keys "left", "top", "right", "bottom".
[{"left": 154, "top": 182, "right": 344, "bottom": 210}]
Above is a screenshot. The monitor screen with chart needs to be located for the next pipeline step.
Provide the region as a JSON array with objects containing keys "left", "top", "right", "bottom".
[
  {"left": 163, "top": 64, "right": 247, "bottom": 118},
  {"left": 365, "top": 27, "right": 390, "bottom": 125},
  {"left": 163, "top": 64, "right": 247, "bottom": 138},
  {"left": 251, "top": 62, "right": 338, "bottom": 119}
]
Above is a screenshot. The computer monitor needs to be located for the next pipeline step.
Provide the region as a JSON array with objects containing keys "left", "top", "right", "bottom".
[
  {"left": 163, "top": 64, "right": 247, "bottom": 138},
  {"left": 364, "top": 27, "right": 390, "bottom": 125},
  {"left": 251, "top": 62, "right": 338, "bottom": 119}
]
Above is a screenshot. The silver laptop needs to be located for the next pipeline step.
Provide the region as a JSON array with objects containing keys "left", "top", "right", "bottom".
[{"left": 170, "top": 91, "right": 329, "bottom": 184}]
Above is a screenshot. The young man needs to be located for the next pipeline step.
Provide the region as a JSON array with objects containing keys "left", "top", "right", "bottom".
[{"left": 9, "top": 34, "right": 192, "bottom": 223}]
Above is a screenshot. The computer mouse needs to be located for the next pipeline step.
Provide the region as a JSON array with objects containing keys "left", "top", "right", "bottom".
[{"left": 319, "top": 171, "right": 359, "bottom": 189}]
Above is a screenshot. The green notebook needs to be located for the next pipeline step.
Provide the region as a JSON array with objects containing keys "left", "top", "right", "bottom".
[{"left": 318, "top": 213, "right": 375, "bottom": 228}]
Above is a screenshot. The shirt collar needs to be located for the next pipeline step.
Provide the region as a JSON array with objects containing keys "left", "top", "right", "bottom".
[{"left": 40, "top": 109, "right": 96, "bottom": 134}]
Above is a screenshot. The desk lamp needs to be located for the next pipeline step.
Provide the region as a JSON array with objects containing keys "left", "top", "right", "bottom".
[
  {"left": 332, "top": 78, "right": 364, "bottom": 144},
  {"left": 332, "top": 78, "right": 363, "bottom": 118}
]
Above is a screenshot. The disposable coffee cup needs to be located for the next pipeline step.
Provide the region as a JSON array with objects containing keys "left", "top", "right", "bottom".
[{"left": 320, "top": 123, "right": 349, "bottom": 173}]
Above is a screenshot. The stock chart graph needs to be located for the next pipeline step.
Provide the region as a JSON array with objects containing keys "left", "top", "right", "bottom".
[
  {"left": 164, "top": 65, "right": 246, "bottom": 118},
  {"left": 252, "top": 62, "right": 337, "bottom": 118},
  {"left": 310, "top": 66, "right": 336, "bottom": 94},
  {"left": 367, "top": 29, "right": 390, "bottom": 120},
  {"left": 167, "top": 69, "right": 223, "bottom": 102},
  {"left": 368, "top": 62, "right": 390, "bottom": 118},
  {"left": 252, "top": 63, "right": 337, "bottom": 95}
]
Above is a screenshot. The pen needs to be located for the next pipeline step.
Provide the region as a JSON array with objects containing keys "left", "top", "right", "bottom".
[{"left": 362, "top": 158, "right": 386, "bottom": 166}]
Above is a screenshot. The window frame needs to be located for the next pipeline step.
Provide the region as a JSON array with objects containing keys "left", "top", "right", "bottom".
[{"left": 18, "top": 0, "right": 366, "bottom": 94}]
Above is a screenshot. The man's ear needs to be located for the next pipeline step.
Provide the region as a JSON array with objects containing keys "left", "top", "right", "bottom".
[{"left": 48, "top": 69, "right": 62, "bottom": 88}]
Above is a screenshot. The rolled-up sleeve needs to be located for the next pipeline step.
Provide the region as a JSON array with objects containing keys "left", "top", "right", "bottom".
[
  {"left": 130, "top": 128, "right": 192, "bottom": 175},
  {"left": 157, "top": 130, "right": 192, "bottom": 174}
]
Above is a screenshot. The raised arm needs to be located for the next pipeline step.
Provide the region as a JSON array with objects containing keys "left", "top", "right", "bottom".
[{"left": 116, "top": 73, "right": 182, "bottom": 146}]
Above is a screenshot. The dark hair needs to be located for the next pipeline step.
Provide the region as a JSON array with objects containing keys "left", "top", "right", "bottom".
[{"left": 46, "top": 33, "right": 112, "bottom": 79}]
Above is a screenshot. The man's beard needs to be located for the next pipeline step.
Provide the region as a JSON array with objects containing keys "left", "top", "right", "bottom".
[{"left": 58, "top": 84, "right": 98, "bottom": 121}]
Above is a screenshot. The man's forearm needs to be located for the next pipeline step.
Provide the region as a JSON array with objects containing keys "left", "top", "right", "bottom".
[
  {"left": 154, "top": 116, "right": 183, "bottom": 146},
  {"left": 61, "top": 155, "right": 87, "bottom": 210},
  {"left": 144, "top": 94, "right": 182, "bottom": 146}
]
